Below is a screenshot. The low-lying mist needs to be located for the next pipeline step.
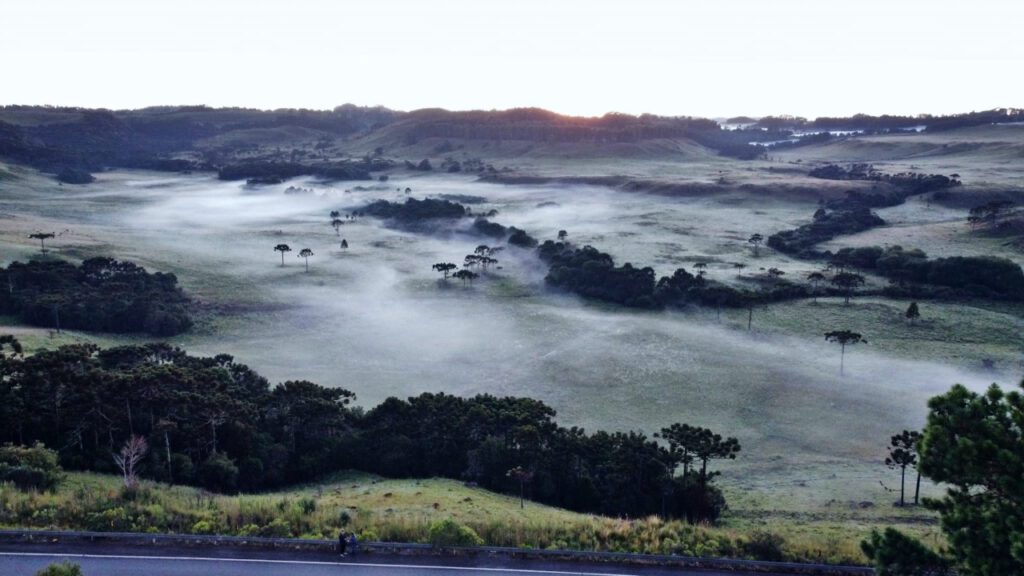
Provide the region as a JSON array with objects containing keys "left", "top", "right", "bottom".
[{"left": 5, "top": 170, "right": 1007, "bottom": 483}]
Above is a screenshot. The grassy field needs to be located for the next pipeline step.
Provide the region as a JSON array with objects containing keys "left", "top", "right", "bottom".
[
  {"left": 2, "top": 130, "right": 1020, "bottom": 564},
  {"left": 0, "top": 471, "right": 940, "bottom": 564}
]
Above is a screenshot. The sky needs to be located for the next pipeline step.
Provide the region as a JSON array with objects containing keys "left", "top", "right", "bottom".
[{"left": 2, "top": 0, "right": 1022, "bottom": 119}]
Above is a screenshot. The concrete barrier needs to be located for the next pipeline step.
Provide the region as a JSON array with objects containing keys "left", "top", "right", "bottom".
[{"left": 0, "top": 529, "right": 873, "bottom": 575}]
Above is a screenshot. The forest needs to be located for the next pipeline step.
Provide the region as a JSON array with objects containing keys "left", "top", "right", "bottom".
[
  {"left": 0, "top": 258, "right": 192, "bottom": 336},
  {"left": 0, "top": 340, "right": 736, "bottom": 522}
]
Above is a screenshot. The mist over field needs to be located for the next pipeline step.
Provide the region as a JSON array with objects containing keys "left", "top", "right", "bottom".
[{"left": 4, "top": 169, "right": 1006, "bottom": 489}]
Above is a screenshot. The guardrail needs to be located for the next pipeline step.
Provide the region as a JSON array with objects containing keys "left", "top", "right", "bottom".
[{"left": 0, "top": 529, "right": 874, "bottom": 575}]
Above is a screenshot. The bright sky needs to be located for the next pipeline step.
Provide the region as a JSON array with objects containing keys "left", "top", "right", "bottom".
[{"left": 3, "top": 0, "right": 1021, "bottom": 118}]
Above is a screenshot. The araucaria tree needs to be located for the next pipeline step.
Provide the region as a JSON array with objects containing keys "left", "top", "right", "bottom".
[
  {"left": 885, "top": 430, "right": 922, "bottom": 507},
  {"left": 453, "top": 269, "right": 478, "bottom": 286},
  {"left": 747, "top": 233, "right": 764, "bottom": 256},
  {"left": 432, "top": 262, "right": 457, "bottom": 280},
  {"left": 298, "top": 248, "right": 314, "bottom": 272},
  {"left": 831, "top": 272, "right": 865, "bottom": 304},
  {"left": 905, "top": 302, "right": 920, "bottom": 324},
  {"left": 331, "top": 218, "right": 344, "bottom": 235},
  {"left": 29, "top": 232, "right": 56, "bottom": 252},
  {"left": 657, "top": 423, "right": 741, "bottom": 486},
  {"left": 824, "top": 329, "right": 865, "bottom": 376},
  {"left": 807, "top": 271, "right": 826, "bottom": 302},
  {"left": 274, "top": 244, "right": 292, "bottom": 266}
]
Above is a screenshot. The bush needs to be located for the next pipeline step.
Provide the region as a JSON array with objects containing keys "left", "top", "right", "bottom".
[
  {"left": 35, "top": 561, "right": 82, "bottom": 576},
  {"left": 191, "top": 520, "right": 217, "bottom": 534},
  {"left": 743, "top": 531, "right": 787, "bottom": 561},
  {"left": 0, "top": 443, "right": 63, "bottom": 491},
  {"left": 297, "top": 496, "right": 317, "bottom": 514},
  {"left": 197, "top": 452, "right": 239, "bottom": 493},
  {"left": 427, "top": 518, "right": 484, "bottom": 547}
]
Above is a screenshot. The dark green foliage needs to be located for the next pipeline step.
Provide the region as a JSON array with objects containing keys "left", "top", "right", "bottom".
[
  {"left": 218, "top": 161, "right": 371, "bottom": 182},
  {"left": 0, "top": 443, "right": 64, "bottom": 491},
  {"left": 906, "top": 302, "right": 920, "bottom": 323},
  {"left": 770, "top": 170, "right": 957, "bottom": 257},
  {"left": 536, "top": 241, "right": 807, "bottom": 311},
  {"left": 743, "top": 531, "right": 787, "bottom": 562},
  {"left": 428, "top": 518, "right": 483, "bottom": 546},
  {"left": 472, "top": 218, "right": 539, "bottom": 247},
  {"left": 538, "top": 242, "right": 659, "bottom": 308},
  {"left": 861, "top": 528, "right": 952, "bottom": 576},
  {"left": 34, "top": 562, "right": 83, "bottom": 576},
  {"left": 831, "top": 245, "right": 1024, "bottom": 300},
  {"left": 362, "top": 198, "right": 467, "bottom": 222},
  {"left": 0, "top": 343, "right": 733, "bottom": 521},
  {"left": 918, "top": 382, "right": 1024, "bottom": 576},
  {"left": 0, "top": 258, "right": 192, "bottom": 336},
  {"left": 885, "top": 430, "right": 921, "bottom": 507},
  {"left": 197, "top": 452, "right": 239, "bottom": 493},
  {"left": 768, "top": 207, "right": 885, "bottom": 255},
  {"left": 56, "top": 167, "right": 95, "bottom": 184}
]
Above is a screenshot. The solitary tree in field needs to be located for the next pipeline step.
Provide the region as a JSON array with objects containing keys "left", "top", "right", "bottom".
[
  {"left": 831, "top": 272, "right": 865, "bottom": 304},
  {"left": 506, "top": 466, "right": 534, "bottom": 509},
  {"left": 767, "top": 267, "right": 785, "bottom": 281},
  {"left": 453, "top": 269, "right": 478, "bottom": 286},
  {"left": 331, "top": 218, "right": 344, "bottom": 235},
  {"left": 747, "top": 233, "right": 764, "bottom": 257},
  {"left": 824, "top": 330, "right": 865, "bottom": 376},
  {"left": 330, "top": 210, "right": 340, "bottom": 219},
  {"left": 694, "top": 262, "right": 708, "bottom": 277},
  {"left": 807, "top": 271, "right": 826, "bottom": 302},
  {"left": 340, "top": 239, "right": 348, "bottom": 250},
  {"left": 29, "top": 232, "right": 56, "bottom": 252},
  {"left": 113, "top": 435, "right": 148, "bottom": 490},
  {"left": 298, "top": 248, "right": 314, "bottom": 272},
  {"left": 557, "top": 230, "right": 568, "bottom": 242},
  {"left": 274, "top": 243, "right": 292, "bottom": 266},
  {"left": 905, "top": 302, "right": 920, "bottom": 325},
  {"left": 733, "top": 262, "right": 746, "bottom": 277},
  {"left": 885, "top": 430, "right": 922, "bottom": 507},
  {"left": 432, "top": 262, "right": 457, "bottom": 280}
]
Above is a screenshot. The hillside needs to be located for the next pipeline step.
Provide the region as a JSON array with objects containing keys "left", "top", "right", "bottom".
[{"left": 0, "top": 471, "right": 939, "bottom": 564}]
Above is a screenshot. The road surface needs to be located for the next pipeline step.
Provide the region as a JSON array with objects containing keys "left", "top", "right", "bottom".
[{"left": 0, "top": 543, "right": 799, "bottom": 576}]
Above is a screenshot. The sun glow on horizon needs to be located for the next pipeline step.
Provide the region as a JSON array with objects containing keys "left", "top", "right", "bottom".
[{"left": 2, "top": 0, "right": 1022, "bottom": 118}]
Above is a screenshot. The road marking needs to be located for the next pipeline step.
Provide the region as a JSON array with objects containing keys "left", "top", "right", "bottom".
[{"left": 0, "top": 552, "right": 645, "bottom": 576}]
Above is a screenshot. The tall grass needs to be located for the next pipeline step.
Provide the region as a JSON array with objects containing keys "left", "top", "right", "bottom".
[{"left": 0, "top": 472, "right": 892, "bottom": 565}]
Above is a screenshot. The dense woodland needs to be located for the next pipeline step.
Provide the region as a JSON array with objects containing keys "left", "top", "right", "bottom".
[
  {"left": 0, "top": 258, "right": 192, "bottom": 336},
  {"left": 0, "top": 341, "right": 735, "bottom": 521}
]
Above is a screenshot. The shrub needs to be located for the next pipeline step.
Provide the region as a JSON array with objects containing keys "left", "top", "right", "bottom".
[
  {"left": 297, "top": 496, "right": 317, "bottom": 515},
  {"left": 0, "top": 443, "right": 63, "bottom": 491},
  {"left": 197, "top": 453, "right": 239, "bottom": 493},
  {"left": 191, "top": 520, "right": 216, "bottom": 535},
  {"left": 743, "top": 531, "right": 787, "bottom": 561},
  {"left": 428, "top": 518, "right": 484, "bottom": 547},
  {"left": 35, "top": 561, "right": 82, "bottom": 576}
]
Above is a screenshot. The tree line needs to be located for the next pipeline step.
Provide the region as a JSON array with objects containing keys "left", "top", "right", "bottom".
[
  {"left": 0, "top": 340, "right": 739, "bottom": 522},
  {"left": 0, "top": 258, "right": 192, "bottom": 336}
]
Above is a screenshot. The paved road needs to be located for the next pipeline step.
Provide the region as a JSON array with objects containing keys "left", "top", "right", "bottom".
[{"left": 0, "top": 543, "right": 796, "bottom": 576}]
